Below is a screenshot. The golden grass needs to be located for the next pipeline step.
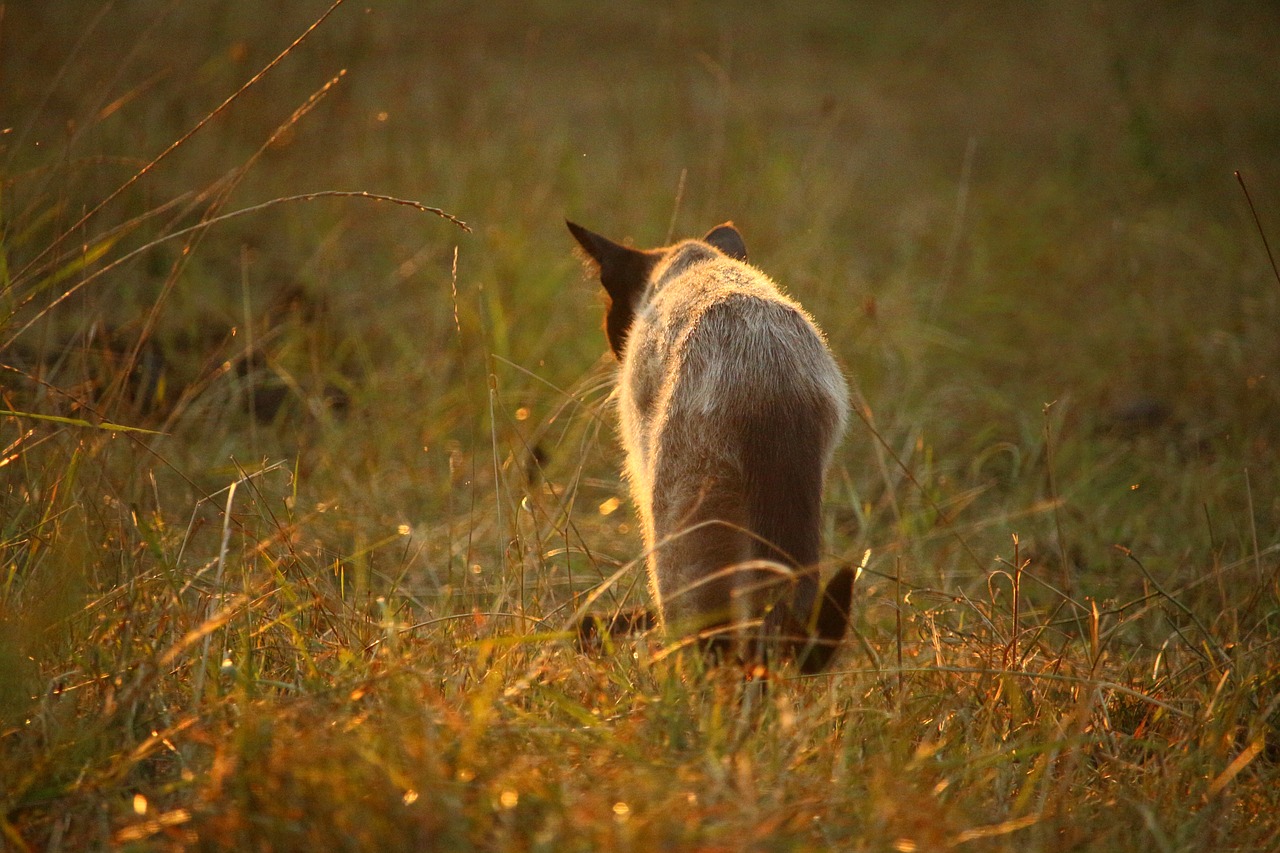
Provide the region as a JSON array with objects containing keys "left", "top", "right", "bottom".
[{"left": 2, "top": 1, "right": 1279, "bottom": 849}]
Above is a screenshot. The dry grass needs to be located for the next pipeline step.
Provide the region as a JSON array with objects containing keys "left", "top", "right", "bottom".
[{"left": 2, "top": 1, "right": 1279, "bottom": 850}]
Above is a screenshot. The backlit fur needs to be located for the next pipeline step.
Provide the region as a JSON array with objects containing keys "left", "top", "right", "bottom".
[{"left": 568, "top": 220, "right": 854, "bottom": 673}]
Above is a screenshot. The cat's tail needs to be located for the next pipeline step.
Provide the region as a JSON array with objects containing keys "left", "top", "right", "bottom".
[{"left": 794, "top": 566, "right": 855, "bottom": 675}]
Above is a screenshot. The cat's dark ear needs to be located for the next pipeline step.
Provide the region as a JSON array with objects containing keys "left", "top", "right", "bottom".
[
  {"left": 703, "top": 222, "right": 747, "bottom": 262},
  {"left": 567, "top": 221, "right": 656, "bottom": 358}
]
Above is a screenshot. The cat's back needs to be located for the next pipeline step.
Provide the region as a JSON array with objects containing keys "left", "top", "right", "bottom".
[
  {"left": 641, "top": 242, "right": 844, "bottom": 412},
  {"left": 646, "top": 241, "right": 783, "bottom": 329}
]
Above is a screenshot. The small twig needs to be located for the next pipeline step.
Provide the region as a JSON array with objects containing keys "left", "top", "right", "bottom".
[
  {"left": 665, "top": 167, "right": 688, "bottom": 244},
  {"left": 450, "top": 245, "right": 462, "bottom": 338},
  {"left": 286, "top": 190, "right": 470, "bottom": 231},
  {"left": 1235, "top": 170, "right": 1280, "bottom": 288},
  {"left": 1244, "top": 468, "right": 1263, "bottom": 583},
  {"left": 192, "top": 481, "right": 238, "bottom": 709},
  {"left": 895, "top": 557, "right": 904, "bottom": 701},
  {"left": 1010, "top": 533, "right": 1022, "bottom": 668}
]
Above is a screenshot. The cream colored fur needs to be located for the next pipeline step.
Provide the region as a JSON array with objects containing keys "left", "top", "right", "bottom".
[{"left": 569, "top": 220, "right": 853, "bottom": 673}]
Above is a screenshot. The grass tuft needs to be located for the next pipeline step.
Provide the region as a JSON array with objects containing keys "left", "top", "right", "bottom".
[{"left": 2, "top": 2, "right": 1278, "bottom": 850}]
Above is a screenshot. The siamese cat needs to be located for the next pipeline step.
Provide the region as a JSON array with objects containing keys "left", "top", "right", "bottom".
[{"left": 568, "top": 219, "right": 854, "bottom": 674}]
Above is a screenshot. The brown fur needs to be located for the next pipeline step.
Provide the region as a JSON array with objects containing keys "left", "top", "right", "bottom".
[{"left": 568, "top": 220, "right": 853, "bottom": 674}]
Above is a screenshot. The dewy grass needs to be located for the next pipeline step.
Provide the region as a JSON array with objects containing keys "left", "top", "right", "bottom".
[{"left": 2, "top": 2, "right": 1279, "bottom": 850}]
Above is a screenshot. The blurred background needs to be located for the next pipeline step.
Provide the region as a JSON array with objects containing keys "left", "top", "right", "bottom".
[
  {"left": 3, "top": 3, "right": 1280, "bottom": 846},
  {"left": 3, "top": 0, "right": 1279, "bottom": 648}
]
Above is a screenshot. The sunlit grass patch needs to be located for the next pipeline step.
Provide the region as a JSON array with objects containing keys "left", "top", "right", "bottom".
[{"left": 3, "top": 1, "right": 1279, "bottom": 850}]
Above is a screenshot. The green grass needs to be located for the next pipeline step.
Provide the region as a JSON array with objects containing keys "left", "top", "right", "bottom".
[{"left": 3, "top": 1, "right": 1279, "bottom": 849}]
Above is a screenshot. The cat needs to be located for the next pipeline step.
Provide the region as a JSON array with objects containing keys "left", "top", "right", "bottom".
[{"left": 568, "top": 219, "right": 854, "bottom": 674}]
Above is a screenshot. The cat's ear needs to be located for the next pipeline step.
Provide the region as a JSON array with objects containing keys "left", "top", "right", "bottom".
[
  {"left": 703, "top": 222, "right": 747, "bottom": 262},
  {"left": 567, "top": 221, "right": 655, "bottom": 358}
]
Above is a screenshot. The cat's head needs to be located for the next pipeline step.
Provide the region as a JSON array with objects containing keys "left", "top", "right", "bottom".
[{"left": 567, "top": 221, "right": 747, "bottom": 357}]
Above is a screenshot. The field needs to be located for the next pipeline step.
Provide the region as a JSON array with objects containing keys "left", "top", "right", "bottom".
[{"left": 3, "top": 2, "right": 1280, "bottom": 849}]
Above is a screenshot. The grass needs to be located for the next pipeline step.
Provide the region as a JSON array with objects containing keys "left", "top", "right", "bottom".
[{"left": 2, "top": 1, "right": 1279, "bottom": 849}]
